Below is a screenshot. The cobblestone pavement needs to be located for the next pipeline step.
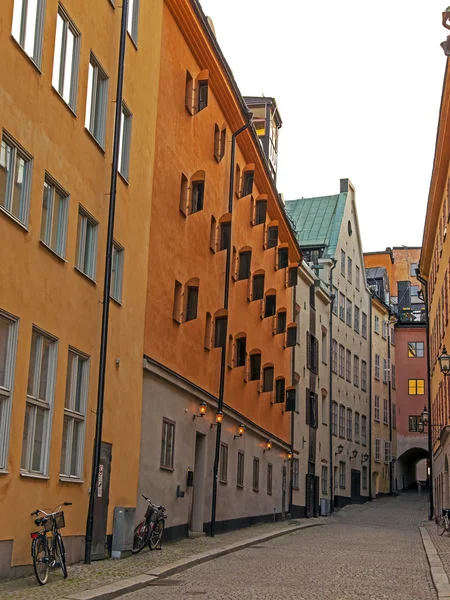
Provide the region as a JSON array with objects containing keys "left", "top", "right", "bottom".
[
  {"left": 0, "top": 518, "right": 313, "bottom": 600},
  {"left": 123, "top": 493, "right": 437, "bottom": 600},
  {"left": 422, "top": 498, "right": 450, "bottom": 582}
]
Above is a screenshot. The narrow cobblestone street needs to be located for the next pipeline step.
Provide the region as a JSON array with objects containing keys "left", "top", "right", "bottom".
[{"left": 122, "top": 493, "right": 437, "bottom": 600}]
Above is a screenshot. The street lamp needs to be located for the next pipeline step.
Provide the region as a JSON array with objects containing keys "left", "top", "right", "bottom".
[
  {"left": 193, "top": 400, "right": 207, "bottom": 419},
  {"left": 335, "top": 444, "right": 344, "bottom": 457},
  {"left": 438, "top": 346, "right": 450, "bottom": 376},
  {"left": 349, "top": 449, "right": 358, "bottom": 460},
  {"left": 263, "top": 439, "right": 272, "bottom": 453},
  {"left": 234, "top": 424, "right": 245, "bottom": 439},
  {"left": 210, "top": 411, "right": 224, "bottom": 428}
]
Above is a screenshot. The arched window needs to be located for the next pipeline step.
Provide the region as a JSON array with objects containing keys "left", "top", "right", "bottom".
[
  {"left": 184, "top": 278, "right": 199, "bottom": 322},
  {"left": 267, "top": 226, "right": 278, "bottom": 249},
  {"left": 251, "top": 271, "right": 265, "bottom": 301},
  {"left": 238, "top": 248, "right": 252, "bottom": 280},
  {"left": 254, "top": 197, "right": 267, "bottom": 226},
  {"left": 262, "top": 365, "right": 274, "bottom": 392},
  {"left": 190, "top": 171, "right": 205, "bottom": 214},
  {"left": 277, "top": 246, "right": 289, "bottom": 269},
  {"left": 241, "top": 165, "right": 255, "bottom": 198},
  {"left": 275, "top": 378, "right": 285, "bottom": 404},
  {"left": 286, "top": 323, "right": 297, "bottom": 347},
  {"left": 249, "top": 350, "right": 261, "bottom": 381},
  {"left": 235, "top": 334, "right": 246, "bottom": 367},
  {"left": 276, "top": 309, "right": 287, "bottom": 334},
  {"left": 264, "top": 291, "right": 276, "bottom": 318},
  {"left": 195, "top": 70, "right": 209, "bottom": 113},
  {"left": 213, "top": 310, "right": 228, "bottom": 348}
]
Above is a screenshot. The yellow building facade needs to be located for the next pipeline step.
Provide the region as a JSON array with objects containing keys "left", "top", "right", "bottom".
[{"left": 0, "top": 0, "right": 163, "bottom": 574}]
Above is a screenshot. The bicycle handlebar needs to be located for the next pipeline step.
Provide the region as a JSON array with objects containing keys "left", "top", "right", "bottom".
[
  {"left": 30, "top": 502, "right": 73, "bottom": 517},
  {"left": 141, "top": 495, "right": 165, "bottom": 511}
]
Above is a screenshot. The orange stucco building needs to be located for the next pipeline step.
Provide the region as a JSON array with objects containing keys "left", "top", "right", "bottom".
[{"left": 137, "top": 0, "right": 301, "bottom": 536}]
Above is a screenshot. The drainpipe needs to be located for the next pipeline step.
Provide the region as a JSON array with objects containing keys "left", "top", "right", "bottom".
[
  {"left": 210, "top": 115, "right": 253, "bottom": 537},
  {"left": 328, "top": 259, "right": 337, "bottom": 513},
  {"left": 388, "top": 323, "right": 393, "bottom": 494},
  {"left": 85, "top": 0, "right": 128, "bottom": 564},
  {"left": 368, "top": 294, "right": 373, "bottom": 502},
  {"left": 289, "top": 282, "right": 298, "bottom": 515},
  {"left": 416, "top": 269, "right": 433, "bottom": 520}
]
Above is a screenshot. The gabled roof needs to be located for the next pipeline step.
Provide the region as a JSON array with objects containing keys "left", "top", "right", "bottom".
[{"left": 285, "top": 193, "right": 347, "bottom": 259}]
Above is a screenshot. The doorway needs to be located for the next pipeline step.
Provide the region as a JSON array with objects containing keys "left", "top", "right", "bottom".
[
  {"left": 190, "top": 432, "right": 206, "bottom": 532},
  {"left": 282, "top": 465, "right": 287, "bottom": 518},
  {"left": 351, "top": 469, "right": 361, "bottom": 503},
  {"left": 92, "top": 442, "right": 112, "bottom": 560}
]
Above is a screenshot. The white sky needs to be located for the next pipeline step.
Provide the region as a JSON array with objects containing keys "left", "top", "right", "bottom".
[{"left": 199, "top": 0, "right": 447, "bottom": 252}]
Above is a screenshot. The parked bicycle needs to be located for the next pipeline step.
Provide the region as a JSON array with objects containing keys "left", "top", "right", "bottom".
[
  {"left": 439, "top": 508, "right": 450, "bottom": 536},
  {"left": 30, "top": 502, "right": 72, "bottom": 585},
  {"left": 132, "top": 495, "right": 167, "bottom": 554}
]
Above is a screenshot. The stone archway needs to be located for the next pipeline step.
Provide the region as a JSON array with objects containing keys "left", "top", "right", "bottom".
[{"left": 396, "top": 447, "right": 429, "bottom": 491}]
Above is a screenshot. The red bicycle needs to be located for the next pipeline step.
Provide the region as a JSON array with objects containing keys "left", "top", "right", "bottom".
[{"left": 132, "top": 495, "right": 166, "bottom": 554}]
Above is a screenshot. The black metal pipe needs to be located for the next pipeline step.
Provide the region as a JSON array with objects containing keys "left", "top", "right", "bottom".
[
  {"left": 387, "top": 323, "right": 393, "bottom": 494},
  {"left": 416, "top": 269, "right": 433, "bottom": 520},
  {"left": 289, "top": 283, "right": 297, "bottom": 514},
  {"left": 210, "top": 115, "right": 252, "bottom": 537},
  {"left": 85, "top": 0, "right": 128, "bottom": 564},
  {"left": 368, "top": 294, "right": 373, "bottom": 502},
  {"left": 328, "top": 259, "right": 337, "bottom": 512}
]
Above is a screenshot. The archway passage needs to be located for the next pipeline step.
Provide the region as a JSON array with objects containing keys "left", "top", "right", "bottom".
[{"left": 396, "top": 447, "right": 429, "bottom": 491}]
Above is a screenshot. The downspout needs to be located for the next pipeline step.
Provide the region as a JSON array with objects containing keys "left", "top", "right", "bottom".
[
  {"left": 328, "top": 259, "right": 337, "bottom": 513},
  {"left": 388, "top": 323, "right": 393, "bottom": 494},
  {"left": 417, "top": 269, "right": 433, "bottom": 520},
  {"left": 368, "top": 294, "right": 373, "bottom": 502},
  {"left": 85, "top": 0, "right": 128, "bottom": 564},
  {"left": 210, "top": 114, "right": 253, "bottom": 537},
  {"left": 289, "top": 282, "right": 298, "bottom": 515}
]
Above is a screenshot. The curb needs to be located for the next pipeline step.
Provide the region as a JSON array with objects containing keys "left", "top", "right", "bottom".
[
  {"left": 419, "top": 526, "right": 450, "bottom": 599},
  {"left": 60, "top": 521, "right": 323, "bottom": 600}
]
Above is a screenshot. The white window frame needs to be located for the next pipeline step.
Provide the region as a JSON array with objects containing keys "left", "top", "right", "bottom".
[
  {"left": 40, "top": 175, "right": 69, "bottom": 258},
  {"left": 339, "top": 461, "right": 346, "bottom": 488},
  {"left": 85, "top": 53, "right": 109, "bottom": 147},
  {"left": 127, "top": 0, "right": 140, "bottom": 42},
  {"left": 60, "top": 348, "right": 89, "bottom": 479},
  {"left": 76, "top": 205, "right": 99, "bottom": 281},
  {"left": 111, "top": 241, "right": 124, "bottom": 303},
  {"left": 355, "top": 412, "right": 360, "bottom": 443},
  {"left": 52, "top": 5, "right": 81, "bottom": 110},
  {"left": 118, "top": 102, "right": 132, "bottom": 180},
  {"left": 0, "top": 133, "right": 33, "bottom": 226},
  {"left": 0, "top": 311, "right": 19, "bottom": 471},
  {"left": 21, "top": 328, "right": 58, "bottom": 476},
  {"left": 354, "top": 306, "right": 360, "bottom": 333},
  {"left": 321, "top": 465, "right": 328, "bottom": 494},
  {"left": 11, "top": 0, "right": 46, "bottom": 67},
  {"left": 375, "top": 438, "right": 381, "bottom": 462},
  {"left": 374, "top": 395, "right": 380, "bottom": 421},
  {"left": 384, "top": 440, "right": 392, "bottom": 464},
  {"left": 375, "top": 354, "right": 380, "bottom": 380},
  {"left": 340, "top": 250, "right": 345, "bottom": 276},
  {"left": 339, "top": 404, "right": 345, "bottom": 438},
  {"left": 383, "top": 398, "right": 389, "bottom": 425},
  {"left": 355, "top": 265, "right": 360, "bottom": 290},
  {"left": 160, "top": 418, "right": 175, "bottom": 469},
  {"left": 374, "top": 315, "right": 380, "bottom": 334},
  {"left": 361, "top": 415, "right": 367, "bottom": 446},
  {"left": 332, "top": 401, "right": 338, "bottom": 436}
]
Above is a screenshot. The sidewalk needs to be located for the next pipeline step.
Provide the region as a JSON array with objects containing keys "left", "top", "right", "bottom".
[{"left": 0, "top": 519, "right": 323, "bottom": 600}]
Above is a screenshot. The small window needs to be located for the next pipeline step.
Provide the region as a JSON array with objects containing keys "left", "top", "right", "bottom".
[
  {"left": 118, "top": 103, "right": 132, "bottom": 180},
  {"left": 286, "top": 389, "right": 296, "bottom": 412},
  {"left": 267, "top": 226, "right": 278, "bottom": 249},
  {"left": 241, "top": 171, "right": 254, "bottom": 197},
  {"left": 362, "top": 466, "right": 368, "bottom": 489},
  {"left": 339, "top": 461, "right": 346, "bottom": 488},
  {"left": 214, "top": 124, "right": 220, "bottom": 162},
  {"left": 214, "top": 317, "right": 227, "bottom": 348},
  {"left": 340, "top": 250, "right": 345, "bottom": 276},
  {"left": 52, "top": 6, "right": 81, "bottom": 110},
  {"left": 276, "top": 311, "right": 287, "bottom": 334},
  {"left": 262, "top": 366, "right": 274, "bottom": 392},
  {"left": 40, "top": 177, "right": 69, "bottom": 258},
  {"left": 190, "top": 180, "right": 204, "bottom": 214},
  {"left": 219, "top": 443, "right": 228, "bottom": 482},
  {"left": 374, "top": 396, "right": 380, "bottom": 421},
  {"left": 255, "top": 200, "right": 267, "bottom": 225},
  {"left": 278, "top": 247, "right": 289, "bottom": 269},
  {"left": 185, "top": 286, "right": 199, "bottom": 322},
  {"left": 0, "top": 134, "right": 32, "bottom": 226},
  {"left": 288, "top": 267, "right": 298, "bottom": 287},
  {"left": 361, "top": 415, "right": 367, "bottom": 446},
  {"left": 286, "top": 325, "right": 297, "bottom": 348},
  {"left": 185, "top": 71, "right": 194, "bottom": 114},
  {"left": 237, "top": 451, "right": 244, "bottom": 487},
  {"left": 238, "top": 251, "right": 252, "bottom": 280},
  {"left": 197, "top": 80, "right": 208, "bottom": 112},
  {"left": 275, "top": 378, "right": 285, "bottom": 404},
  {"left": 347, "top": 257, "right": 352, "bottom": 282},
  {"left": 85, "top": 54, "right": 109, "bottom": 147},
  {"left": 160, "top": 418, "right": 175, "bottom": 469},
  {"left": 252, "top": 457, "right": 259, "bottom": 491},
  {"left": 235, "top": 336, "right": 246, "bottom": 367},
  {"left": 220, "top": 128, "right": 226, "bottom": 161},
  {"left": 410, "top": 262, "right": 418, "bottom": 277},
  {"left": 127, "top": 0, "right": 140, "bottom": 42},
  {"left": 408, "top": 342, "right": 424, "bottom": 358},
  {"left": 267, "top": 463, "right": 273, "bottom": 494},
  {"left": 362, "top": 312, "right": 368, "bottom": 339},
  {"left": 249, "top": 353, "right": 261, "bottom": 381},
  {"left": 408, "top": 379, "right": 425, "bottom": 395},
  {"left": 264, "top": 294, "right": 276, "bottom": 318},
  {"left": 409, "top": 415, "right": 420, "bottom": 432},
  {"left": 12, "top": 0, "right": 45, "bottom": 66},
  {"left": 111, "top": 242, "right": 124, "bottom": 303},
  {"left": 76, "top": 206, "right": 98, "bottom": 280},
  {"left": 253, "top": 274, "right": 265, "bottom": 300},
  {"left": 173, "top": 281, "right": 182, "bottom": 323}
]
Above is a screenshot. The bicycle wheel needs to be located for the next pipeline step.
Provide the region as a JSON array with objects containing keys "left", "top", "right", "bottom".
[
  {"left": 33, "top": 535, "right": 49, "bottom": 585},
  {"left": 438, "top": 517, "right": 447, "bottom": 536},
  {"left": 55, "top": 533, "right": 68, "bottom": 578},
  {"left": 149, "top": 519, "right": 165, "bottom": 550},
  {"left": 132, "top": 521, "right": 150, "bottom": 554}
]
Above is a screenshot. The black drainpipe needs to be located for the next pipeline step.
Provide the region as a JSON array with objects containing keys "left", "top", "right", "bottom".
[
  {"left": 85, "top": 0, "right": 128, "bottom": 564},
  {"left": 328, "top": 259, "right": 337, "bottom": 513},
  {"left": 368, "top": 294, "right": 374, "bottom": 502},
  {"left": 210, "top": 115, "right": 252, "bottom": 537},
  {"left": 387, "top": 320, "right": 393, "bottom": 494},
  {"left": 416, "top": 269, "right": 433, "bottom": 520}
]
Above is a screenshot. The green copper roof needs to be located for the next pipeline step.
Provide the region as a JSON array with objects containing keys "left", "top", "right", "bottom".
[{"left": 285, "top": 193, "right": 347, "bottom": 259}]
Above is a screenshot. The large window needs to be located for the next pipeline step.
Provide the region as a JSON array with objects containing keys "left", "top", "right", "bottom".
[
  {"left": 60, "top": 350, "right": 89, "bottom": 478},
  {"left": 219, "top": 443, "right": 228, "bottom": 483},
  {"left": 127, "top": 0, "right": 140, "bottom": 41},
  {"left": 383, "top": 398, "right": 389, "bottom": 424},
  {"left": 238, "top": 251, "right": 252, "bottom": 280},
  {"left": 321, "top": 465, "right": 328, "bottom": 495},
  {"left": 85, "top": 54, "right": 109, "bottom": 147},
  {"left": 347, "top": 408, "right": 352, "bottom": 441},
  {"left": 339, "top": 404, "right": 345, "bottom": 438},
  {"left": 52, "top": 6, "right": 80, "bottom": 110},
  {"left": 374, "top": 395, "right": 380, "bottom": 421},
  {"left": 118, "top": 103, "right": 132, "bottom": 180},
  {"left": 362, "top": 312, "right": 367, "bottom": 339},
  {"left": 375, "top": 354, "right": 380, "bottom": 380},
  {"left": 0, "top": 313, "right": 19, "bottom": 470},
  {"left": 252, "top": 457, "right": 259, "bottom": 491},
  {"left": 408, "top": 342, "right": 424, "bottom": 358},
  {"left": 263, "top": 366, "right": 274, "bottom": 392},
  {"left": 339, "top": 461, "right": 346, "bottom": 488},
  {"left": 249, "top": 353, "right": 261, "bottom": 381},
  {"left": 355, "top": 412, "right": 360, "bottom": 443},
  {"left": 21, "top": 329, "right": 58, "bottom": 475},
  {"left": 267, "top": 462, "right": 273, "bottom": 494},
  {"left": 0, "top": 134, "right": 32, "bottom": 226},
  {"left": 111, "top": 242, "right": 124, "bottom": 303},
  {"left": 40, "top": 177, "right": 69, "bottom": 258},
  {"left": 408, "top": 379, "right": 425, "bottom": 395},
  {"left": 346, "top": 349, "right": 351, "bottom": 382},
  {"left": 375, "top": 438, "right": 381, "bottom": 461},
  {"left": 340, "top": 250, "right": 345, "bottom": 276},
  {"left": 361, "top": 415, "right": 367, "bottom": 446},
  {"left": 160, "top": 418, "right": 175, "bottom": 469},
  {"left": 12, "top": 0, "right": 45, "bottom": 66},
  {"left": 76, "top": 206, "right": 98, "bottom": 280},
  {"left": 361, "top": 360, "right": 367, "bottom": 391},
  {"left": 332, "top": 402, "right": 338, "bottom": 436},
  {"left": 339, "top": 345, "right": 345, "bottom": 378},
  {"left": 237, "top": 451, "right": 244, "bottom": 487},
  {"left": 293, "top": 458, "right": 299, "bottom": 489}
]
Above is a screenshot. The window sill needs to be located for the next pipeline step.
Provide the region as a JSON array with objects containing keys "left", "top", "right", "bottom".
[
  {"left": 0, "top": 470, "right": 9, "bottom": 475},
  {"left": 160, "top": 465, "right": 174, "bottom": 472},
  {"left": 51, "top": 86, "right": 77, "bottom": 117},
  {"left": 0, "top": 205, "right": 29, "bottom": 231},
  {"left": 11, "top": 36, "right": 42, "bottom": 74},
  {"left": 253, "top": 488, "right": 259, "bottom": 493},
  {"left": 59, "top": 476, "right": 84, "bottom": 484},
  {"left": 237, "top": 484, "right": 244, "bottom": 489},
  {"left": 110, "top": 295, "right": 123, "bottom": 307},
  {"left": 39, "top": 240, "right": 67, "bottom": 263},
  {"left": 84, "top": 128, "right": 106, "bottom": 154},
  {"left": 20, "top": 471, "right": 50, "bottom": 480},
  {"left": 127, "top": 31, "right": 139, "bottom": 50},
  {"left": 74, "top": 266, "right": 97, "bottom": 285},
  {"left": 118, "top": 171, "right": 130, "bottom": 186},
  {"left": 267, "top": 492, "right": 272, "bottom": 496},
  {"left": 219, "top": 479, "right": 227, "bottom": 485}
]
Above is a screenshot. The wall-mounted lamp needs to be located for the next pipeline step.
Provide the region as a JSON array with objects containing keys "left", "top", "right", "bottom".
[
  {"left": 210, "top": 411, "right": 224, "bottom": 428},
  {"left": 234, "top": 423, "right": 245, "bottom": 439},
  {"left": 349, "top": 449, "right": 358, "bottom": 460},
  {"left": 193, "top": 400, "right": 207, "bottom": 420},
  {"left": 439, "top": 346, "right": 450, "bottom": 377},
  {"left": 263, "top": 439, "right": 272, "bottom": 453},
  {"left": 284, "top": 451, "right": 293, "bottom": 463},
  {"left": 335, "top": 444, "right": 344, "bottom": 457},
  {"left": 361, "top": 453, "right": 369, "bottom": 463}
]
